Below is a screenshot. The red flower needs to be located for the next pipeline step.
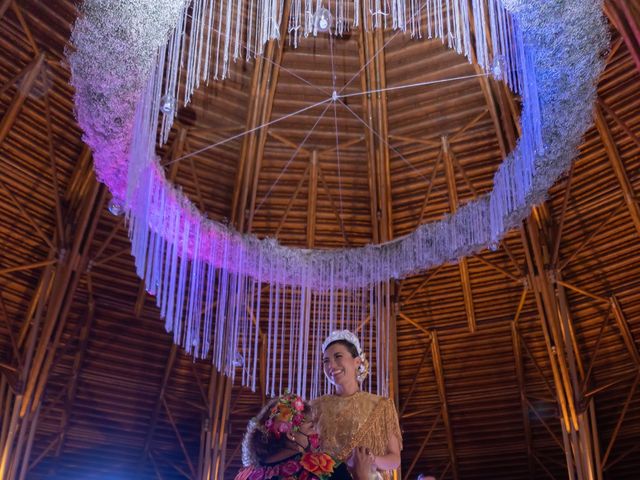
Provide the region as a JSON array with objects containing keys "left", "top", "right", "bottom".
[
  {"left": 299, "top": 470, "right": 316, "bottom": 480},
  {"left": 280, "top": 459, "right": 302, "bottom": 476},
  {"left": 300, "top": 452, "right": 336, "bottom": 477},
  {"left": 293, "top": 398, "right": 305, "bottom": 411}
]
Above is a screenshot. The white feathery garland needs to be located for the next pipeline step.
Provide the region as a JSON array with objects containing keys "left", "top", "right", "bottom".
[{"left": 68, "top": 0, "right": 607, "bottom": 397}]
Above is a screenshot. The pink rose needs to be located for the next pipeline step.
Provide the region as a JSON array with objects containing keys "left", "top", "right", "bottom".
[
  {"left": 278, "top": 422, "right": 291, "bottom": 433},
  {"left": 292, "top": 414, "right": 303, "bottom": 426},
  {"left": 293, "top": 398, "right": 305, "bottom": 411},
  {"left": 280, "top": 460, "right": 301, "bottom": 476}
]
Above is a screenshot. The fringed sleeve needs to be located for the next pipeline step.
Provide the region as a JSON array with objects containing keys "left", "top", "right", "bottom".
[{"left": 384, "top": 398, "right": 403, "bottom": 450}]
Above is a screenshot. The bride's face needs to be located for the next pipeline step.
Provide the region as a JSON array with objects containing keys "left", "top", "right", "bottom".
[{"left": 322, "top": 342, "right": 362, "bottom": 386}]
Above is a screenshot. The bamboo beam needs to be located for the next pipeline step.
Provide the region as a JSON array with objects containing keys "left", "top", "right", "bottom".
[
  {"left": 0, "top": 176, "right": 55, "bottom": 251},
  {"left": 442, "top": 136, "right": 476, "bottom": 333},
  {"left": 233, "top": 1, "right": 290, "bottom": 232},
  {"left": 415, "top": 149, "right": 442, "bottom": 228},
  {"left": 512, "top": 322, "right": 535, "bottom": 480},
  {"left": 1, "top": 149, "right": 105, "bottom": 479},
  {"left": 399, "top": 342, "right": 431, "bottom": 416},
  {"left": 559, "top": 200, "right": 625, "bottom": 272},
  {"left": 398, "top": 312, "right": 431, "bottom": 339},
  {"left": 142, "top": 343, "right": 178, "bottom": 460},
  {"left": 317, "top": 164, "right": 351, "bottom": 245},
  {"left": 472, "top": 254, "right": 521, "bottom": 283},
  {"left": 594, "top": 104, "right": 640, "bottom": 235},
  {"left": 53, "top": 298, "right": 96, "bottom": 461},
  {"left": 307, "top": 150, "right": 319, "bottom": 248},
  {"left": 0, "top": 53, "right": 45, "bottom": 146},
  {"left": 402, "top": 412, "right": 441, "bottom": 480},
  {"left": 274, "top": 163, "right": 310, "bottom": 237},
  {"left": 597, "top": 99, "right": 640, "bottom": 158},
  {"left": 0, "top": 0, "right": 11, "bottom": 20},
  {"left": 605, "top": 0, "right": 640, "bottom": 71},
  {"left": 0, "top": 294, "right": 22, "bottom": 371},
  {"left": 431, "top": 331, "right": 458, "bottom": 480},
  {"left": 610, "top": 296, "right": 640, "bottom": 367},
  {"left": 402, "top": 265, "right": 442, "bottom": 306},
  {"left": 0, "top": 260, "right": 57, "bottom": 277},
  {"left": 163, "top": 398, "right": 197, "bottom": 478},
  {"left": 601, "top": 372, "right": 640, "bottom": 467}
]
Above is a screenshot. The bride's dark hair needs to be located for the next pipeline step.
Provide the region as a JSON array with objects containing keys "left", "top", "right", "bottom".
[{"left": 324, "top": 339, "right": 359, "bottom": 358}]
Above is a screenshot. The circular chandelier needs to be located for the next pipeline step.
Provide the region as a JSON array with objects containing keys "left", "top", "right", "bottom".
[{"left": 68, "top": 0, "right": 607, "bottom": 396}]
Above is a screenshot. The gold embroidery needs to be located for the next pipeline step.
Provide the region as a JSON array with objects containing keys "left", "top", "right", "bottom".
[{"left": 312, "top": 392, "right": 403, "bottom": 480}]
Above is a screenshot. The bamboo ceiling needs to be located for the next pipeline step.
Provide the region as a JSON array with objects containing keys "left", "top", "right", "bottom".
[{"left": 1, "top": 1, "right": 640, "bottom": 479}]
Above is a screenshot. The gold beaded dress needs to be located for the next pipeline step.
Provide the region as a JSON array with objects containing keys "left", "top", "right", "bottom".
[{"left": 312, "top": 391, "right": 402, "bottom": 480}]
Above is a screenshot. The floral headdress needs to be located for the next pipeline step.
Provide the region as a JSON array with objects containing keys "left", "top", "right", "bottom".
[
  {"left": 322, "top": 330, "right": 370, "bottom": 382},
  {"left": 262, "top": 392, "right": 307, "bottom": 438}
]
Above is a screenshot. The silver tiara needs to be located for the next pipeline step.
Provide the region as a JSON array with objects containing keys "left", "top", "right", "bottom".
[{"left": 322, "top": 330, "right": 363, "bottom": 356}]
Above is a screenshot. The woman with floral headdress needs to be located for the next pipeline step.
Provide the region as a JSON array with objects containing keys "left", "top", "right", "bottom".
[
  {"left": 235, "top": 392, "right": 374, "bottom": 480},
  {"left": 312, "top": 330, "right": 402, "bottom": 480}
]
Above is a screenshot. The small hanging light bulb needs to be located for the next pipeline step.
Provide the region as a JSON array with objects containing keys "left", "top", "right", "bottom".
[
  {"left": 108, "top": 199, "right": 123, "bottom": 216},
  {"left": 315, "top": 7, "right": 332, "bottom": 34},
  {"left": 159, "top": 93, "right": 175, "bottom": 115}
]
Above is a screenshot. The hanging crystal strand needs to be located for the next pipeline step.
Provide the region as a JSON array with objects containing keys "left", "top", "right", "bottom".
[
  {"left": 506, "top": 10, "right": 520, "bottom": 94},
  {"left": 221, "top": 0, "right": 235, "bottom": 78},
  {"left": 391, "top": 0, "right": 397, "bottom": 30},
  {"left": 202, "top": 262, "right": 215, "bottom": 359},
  {"left": 287, "top": 287, "right": 295, "bottom": 392},
  {"left": 303, "top": 287, "right": 312, "bottom": 397},
  {"left": 202, "top": 0, "right": 217, "bottom": 79},
  {"left": 164, "top": 212, "right": 181, "bottom": 333},
  {"left": 278, "top": 283, "right": 287, "bottom": 394},
  {"left": 185, "top": 0, "right": 202, "bottom": 104},
  {"left": 234, "top": 0, "right": 245, "bottom": 61},
  {"left": 353, "top": 0, "right": 360, "bottom": 29},
  {"left": 185, "top": 223, "right": 201, "bottom": 354},
  {"left": 160, "top": 32, "right": 177, "bottom": 144},
  {"left": 460, "top": 0, "right": 471, "bottom": 61},
  {"left": 252, "top": 276, "right": 261, "bottom": 392},
  {"left": 294, "top": 286, "right": 301, "bottom": 394},
  {"left": 160, "top": 203, "right": 174, "bottom": 319},
  {"left": 472, "top": 0, "right": 489, "bottom": 70},
  {"left": 437, "top": 0, "right": 444, "bottom": 42},
  {"left": 445, "top": 0, "right": 452, "bottom": 47},
  {"left": 288, "top": 0, "right": 299, "bottom": 48},
  {"left": 174, "top": 219, "right": 191, "bottom": 345},
  {"left": 213, "top": 0, "right": 225, "bottom": 79},
  {"left": 368, "top": 283, "right": 374, "bottom": 394},
  {"left": 159, "top": 10, "right": 182, "bottom": 144},
  {"left": 265, "top": 282, "right": 273, "bottom": 396},
  {"left": 214, "top": 237, "right": 229, "bottom": 369},
  {"left": 310, "top": 289, "right": 318, "bottom": 399},
  {"left": 271, "top": 283, "right": 280, "bottom": 396},
  {"left": 451, "top": 0, "right": 461, "bottom": 53}
]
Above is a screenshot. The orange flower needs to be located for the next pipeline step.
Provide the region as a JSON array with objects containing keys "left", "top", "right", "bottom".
[{"left": 300, "top": 452, "right": 336, "bottom": 477}]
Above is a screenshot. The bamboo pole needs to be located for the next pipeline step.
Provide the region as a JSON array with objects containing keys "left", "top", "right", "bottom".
[
  {"left": 431, "top": 331, "right": 458, "bottom": 480},
  {"left": 594, "top": 104, "right": 640, "bottom": 235}
]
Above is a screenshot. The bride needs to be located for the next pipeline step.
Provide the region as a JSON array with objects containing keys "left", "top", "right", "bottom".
[{"left": 312, "top": 330, "right": 402, "bottom": 480}]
